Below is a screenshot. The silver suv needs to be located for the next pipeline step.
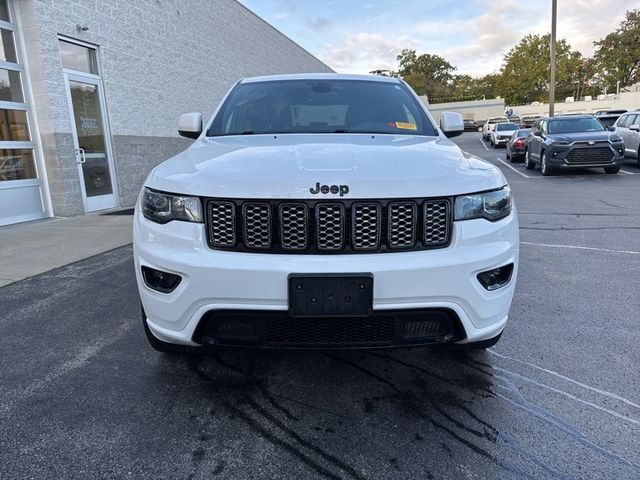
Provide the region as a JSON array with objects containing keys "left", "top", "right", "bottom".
[{"left": 613, "top": 111, "right": 640, "bottom": 166}]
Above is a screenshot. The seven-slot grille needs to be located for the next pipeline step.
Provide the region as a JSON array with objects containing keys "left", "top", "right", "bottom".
[
  {"left": 205, "top": 198, "right": 451, "bottom": 254},
  {"left": 565, "top": 146, "right": 614, "bottom": 164}
]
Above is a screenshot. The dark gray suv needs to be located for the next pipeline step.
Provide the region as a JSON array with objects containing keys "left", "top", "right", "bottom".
[{"left": 524, "top": 115, "right": 625, "bottom": 176}]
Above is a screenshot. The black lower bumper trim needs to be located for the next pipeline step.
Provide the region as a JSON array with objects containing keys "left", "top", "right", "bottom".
[{"left": 192, "top": 308, "right": 465, "bottom": 349}]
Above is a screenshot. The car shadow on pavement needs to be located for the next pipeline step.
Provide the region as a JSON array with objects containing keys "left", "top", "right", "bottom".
[{"left": 147, "top": 346, "right": 542, "bottom": 479}]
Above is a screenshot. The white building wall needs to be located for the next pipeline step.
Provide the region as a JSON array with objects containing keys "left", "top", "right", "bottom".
[
  {"left": 420, "top": 92, "right": 640, "bottom": 124},
  {"left": 421, "top": 97, "right": 505, "bottom": 123},
  {"left": 17, "top": 0, "right": 333, "bottom": 216},
  {"left": 508, "top": 92, "right": 640, "bottom": 117}
]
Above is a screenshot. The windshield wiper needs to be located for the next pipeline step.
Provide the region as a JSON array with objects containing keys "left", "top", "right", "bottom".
[
  {"left": 240, "top": 130, "right": 254, "bottom": 135},
  {"left": 332, "top": 129, "right": 349, "bottom": 133}
]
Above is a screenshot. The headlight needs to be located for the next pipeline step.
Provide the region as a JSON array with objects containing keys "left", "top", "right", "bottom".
[
  {"left": 141, "top": 188, "right": 203, "bottom": 224},
  {"left": 551, "top": 139, "right": 570, "bottom": 145},
  {"left": 454, "top": 186, "right": 512, "bottom": 222}
]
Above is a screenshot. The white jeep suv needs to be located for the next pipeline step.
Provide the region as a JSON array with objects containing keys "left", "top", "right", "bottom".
[{"left": 134, "top": 74, "right": 519, "bottom": 352}]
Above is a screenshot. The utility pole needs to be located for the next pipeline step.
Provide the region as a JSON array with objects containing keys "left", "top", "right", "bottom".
[{"left": 549, "top": 0, "right": 557, "bottom": 116}]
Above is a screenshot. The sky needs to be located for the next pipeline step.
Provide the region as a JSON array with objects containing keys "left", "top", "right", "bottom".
[{"left": 239, "top": 0, "right": 632, "bottom": 77}]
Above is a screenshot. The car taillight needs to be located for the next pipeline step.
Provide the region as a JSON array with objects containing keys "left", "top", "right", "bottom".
[{"left": 514, "top": 139, "right": 524, "bottom": 148}]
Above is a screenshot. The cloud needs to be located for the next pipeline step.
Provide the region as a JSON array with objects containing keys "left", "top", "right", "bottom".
[
  {"left": 555, "top": 0, "right": 627, "bottom": 55},
  {"left": 305, "top": 17, "right": 332, "bottom": 33},
  {"left": 323, "top": 33, "right": 418, "bottom": 74},
  {"left": 240, "top": 0, "right": 630, "bottom": 77}
]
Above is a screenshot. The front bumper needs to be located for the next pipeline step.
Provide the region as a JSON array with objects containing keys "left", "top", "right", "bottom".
[
  {"left": 494, "top": 137, "right": 510, "bottom": 145},
  {"left": 134, "top": 207, "right": 519, "bottom": 348},
  {"left": 546, "top": 143, "right": 625, "bottom": 169}
]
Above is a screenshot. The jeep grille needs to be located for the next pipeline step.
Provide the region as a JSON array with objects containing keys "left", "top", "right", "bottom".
[{"left": 205, "top": 198, "right": 452, "bottom": 254}]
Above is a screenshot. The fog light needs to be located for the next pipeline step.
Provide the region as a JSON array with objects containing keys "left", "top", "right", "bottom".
[
  {"left": 141, "top": 266, "right": 181, "bottom": 293},
  {"left": 477, "top": 263, "right": 514, "bottom": 291}
]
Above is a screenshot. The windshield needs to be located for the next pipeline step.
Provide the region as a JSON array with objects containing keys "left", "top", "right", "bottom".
[
  {"left": 496, "top": 123, "right": 518, "bottom": 131},
  {"left": 207, "top": 79, "right": 437, "bottom": 136},
  {"left": 548, "top": 117, "right": 605, "bottom": 134},
  {"left": 597, "top": 117, "right": 618, "bottom": 128},
  {"left": 516, "top": 128, "right": 531, "bottom": 138}
]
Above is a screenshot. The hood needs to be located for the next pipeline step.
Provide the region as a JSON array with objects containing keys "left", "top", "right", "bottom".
[
  {"left": 146, "top": 134, "right": 506, "bottom": 199},
  {"left": 547, "top": 131, "right": 616, "bottom": 143}
]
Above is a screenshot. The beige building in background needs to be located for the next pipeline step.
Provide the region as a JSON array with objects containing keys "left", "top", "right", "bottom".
[{"left": 421, "top": 87, "right": 640, "bottom": 124}]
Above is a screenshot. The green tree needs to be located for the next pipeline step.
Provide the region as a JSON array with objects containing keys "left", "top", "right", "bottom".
[
  {"left": 497, "top": 34, "right": 583, "bottom": 105},
  {"left": 449, "top": 74, "right": 481, "bottom": 100},
  {"left": 477, "top": 73, "right": 501, "bottom": 100},
  {"left": 448, "top": 73, "right": 502, "bottom": 101},
  {"left": 368, "top": 69, "right": 395, "bottom": 77},
  {"left": 395, "top": 49, "right": 455, "bottom": 100},
  {"left": 593, "top": 9, "right": 640, "bottom": 91}
]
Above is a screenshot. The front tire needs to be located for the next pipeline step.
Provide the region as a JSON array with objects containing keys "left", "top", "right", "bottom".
[
  {"left": 540, "top": 151, "right": 553, "bottom": 176},
  {"left": 524, "top": 149, "right": 535, "bottom": 170},
  {"left": 604, "top": 166, "right": 620, "bottom": 174}
]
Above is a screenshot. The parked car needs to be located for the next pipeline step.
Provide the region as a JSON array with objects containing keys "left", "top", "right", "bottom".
[
  {"left": 505, "top": 128, "right": 531, "bottom": 162},
  {"left": 596, "top": 114, "right": 622, "bottom": 129},
  {"left": 519, "top": 115, "right": 540, "bottom": 128},
  {"left": 134, "top": 73, "right": 519, "bottom": 353},
  {"left": 594, "top": 109, "right": 627, "bottom": 116},
  {"left": 613, "top": 110, "right": 640, "bottom": 165},
  {"left": 524, "top": 115, "right": 625, "bottom": 176},
  {"left": 490, "top": 122, "right": 519, "bottom": 148},
  {"left": 463, "top": 119, "right": 479, "bottom": 131},
  {"left": 482, "top": 116, "right": 508, "bottom": 140}
]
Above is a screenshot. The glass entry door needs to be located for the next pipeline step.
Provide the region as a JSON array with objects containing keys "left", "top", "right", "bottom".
[{"left": 64, "top": 72, "right": 117, "bottom": 212}]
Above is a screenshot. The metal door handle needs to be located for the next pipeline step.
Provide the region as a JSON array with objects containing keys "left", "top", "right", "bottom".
[{"left": 75, "top": 147, "right": 86, "bottom": 164}]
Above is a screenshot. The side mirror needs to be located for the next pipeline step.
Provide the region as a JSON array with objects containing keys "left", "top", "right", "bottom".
[
  {"left": 178, "top": 112, "right": 203, "bottom": 139},
  {"left": 440, "top": 112, "right": 464, "bottom": 138},
  {"left": 630, "top": 124, "right": 640, "bottom": 132}
]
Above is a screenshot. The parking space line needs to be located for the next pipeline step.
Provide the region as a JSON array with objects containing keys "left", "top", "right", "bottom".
[
  {"left": 495, "top": 157, "right": 541, "bottom": 179},
  {"left": 488, "top": 350, "right": 640, "bottom": 411},
  {"left": 489, "top": 361, "right": 640, "bottom": 427},
  {"left": 0, "top": 321, "right": 132, "bottom": 416},
  {"left": 520, "top": 241, "right": 640, "bottom": 255},
  {"left": 619, "top": 169, "right": 636, "bottom": 175},
  {"left": 478, "top": 137, "right": 489, "bottom": 151}
]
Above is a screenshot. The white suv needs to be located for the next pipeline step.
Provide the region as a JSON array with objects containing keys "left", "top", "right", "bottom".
[
  {"left": 134, "top": 74, "right": 519, "bottom": 352},
  {"left": 613, "top": 111, "right": 640, "bottom": 165},
  {"left": 490, "top": 122, "right": 519, "bottom": 148},
  {"left": 482, "top": 116, "right": 509, "bottom": 140}
]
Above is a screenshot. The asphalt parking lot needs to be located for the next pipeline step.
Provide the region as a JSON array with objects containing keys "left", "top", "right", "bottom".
[{"left": 1, "top": 132, "right": 639, "bottom": 480}]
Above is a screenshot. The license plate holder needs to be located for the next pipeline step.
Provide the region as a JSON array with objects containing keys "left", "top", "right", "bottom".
[{"left": 288, "top": 273, "right": 373, "bottom": 318}]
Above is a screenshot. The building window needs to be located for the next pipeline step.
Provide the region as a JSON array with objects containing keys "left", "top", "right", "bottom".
[
  {"left": 0, "top": 108, "right": 29, "bottom": 141},
  {"left": 0, "top": 0, "right": 36, "bottom": 185},
  {"left": 0, "top": 28, "right": 16, "bottom": 62},
  {"left": 59, "top": 39, "right": 98, "bottom": 74},
  {"left": 0, "top": 1, "right": 9, "bottom": 23},
  {"left": 0, "top": 68, "right": 22, "bottom": 102},
  {"left": 0, "top": 149, "right": 35, "bottom": 181}
]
